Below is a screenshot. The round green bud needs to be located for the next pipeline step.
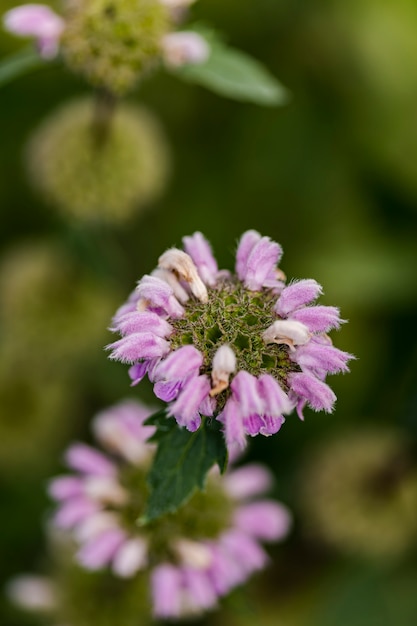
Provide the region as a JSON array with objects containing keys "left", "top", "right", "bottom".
[
  {"left": 27, "top": 98, "right": 170, "bottom": 224},
  {"left": 300, "top": 429, "right": 417, "bottom": 560},
  {"left": 61, "top": 0, "right": 171, "bottom": 94}
]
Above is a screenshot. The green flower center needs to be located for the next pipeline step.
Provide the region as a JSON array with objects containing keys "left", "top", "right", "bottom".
[
  {"left": 62, "top": 0, "right": 171, "bottom": 94},
  {"left": 170, "top": 280, "right": 299, "bottom": 394}
]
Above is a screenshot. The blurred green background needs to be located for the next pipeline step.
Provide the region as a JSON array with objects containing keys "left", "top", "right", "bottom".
[{"left": 1, "top": 0, "right": 417, "bottom": 624}]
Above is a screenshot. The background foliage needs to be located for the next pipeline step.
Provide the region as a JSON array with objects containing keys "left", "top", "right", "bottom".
[{"left": 1, "top": 0, "right": 417, "bottom": 624}]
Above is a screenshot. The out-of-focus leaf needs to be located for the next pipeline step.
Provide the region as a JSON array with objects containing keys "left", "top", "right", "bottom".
[
  {"left": 171, "top": 28, "right": 289, "bottom": 106},
  {"left": 141, "top": 413, "right": 228, "bottom": 523},
  {"left": 0, "top": 47, "right": 47, "bottom": 87}
]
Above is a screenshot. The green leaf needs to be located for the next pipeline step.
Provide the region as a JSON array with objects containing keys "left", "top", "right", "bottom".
[
  {"left": 141, "top": 416, "right": 228, "bottom": 523},
  {"left": 171, "top": 28, "right": 289, "bottom": 106},
  {"left": 0, "top": 47, "right": 48, "bottom": 87}
]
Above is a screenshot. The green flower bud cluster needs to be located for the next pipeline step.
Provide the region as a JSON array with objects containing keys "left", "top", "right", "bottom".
[
  {"left": 27, "top": 98, "right": 170, "bottom": 224},
  {"left": 61, "top": 0, "right": 171, "bottom": 94}
]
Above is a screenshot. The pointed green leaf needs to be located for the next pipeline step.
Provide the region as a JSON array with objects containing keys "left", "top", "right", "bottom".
[
  {"left": 140, "top": 416, "right": 228, "bottom": 523},
  {"left": 171, "top": 28, "right": 289, "bottom": 106},
  {"left": 0, "top": 46, "right": 48, "bottom": 87}
]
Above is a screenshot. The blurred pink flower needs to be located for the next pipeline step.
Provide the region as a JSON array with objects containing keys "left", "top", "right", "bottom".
[
  {"left": 3, "top": 4, "right": 64, "bottom": 58},
  {"left": 50, "top": 399, "right": 291, "bottom": 619}
]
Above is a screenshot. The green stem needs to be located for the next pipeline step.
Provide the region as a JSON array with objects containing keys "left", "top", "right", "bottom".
[{"left": 92, "top": 88, "right": 117, "bottom": 147}]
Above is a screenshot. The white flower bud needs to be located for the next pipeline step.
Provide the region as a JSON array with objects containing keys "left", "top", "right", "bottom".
[
  {"left": 75, "top": 512, "right": 119, "bottom": 542},
  {"left": 84, "top": 477, "right": 128, "bottom": 506},
  {"left": 152, "top": 267, "right": 189, "bottom": 303},
  {"left": 263, "top": 320, "right": 311, "bottom": 352},
  {"left": 7, "top": 576, "right": 56, "bottom": 612},
  {"left": 158, "top": 248, "right": 208, "bottom": 302},
  {"left": 162, "top": 32, "right": 210, "bottom": 68},
  {"left": 174, "top": 539, "right": 213, "bottom": 569},
  {"left": 210, "top": 344, "right": 236, "bottom": 396},
  {"left": 112, "top": 538, "right": 148, "bottom": 578}
]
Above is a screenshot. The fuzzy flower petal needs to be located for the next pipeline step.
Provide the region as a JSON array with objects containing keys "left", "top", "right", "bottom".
[
  {"left": 153, "top": 345, "right": 203, "bottom": 382},
  {"left": 275, "top": 279, "right": 323, "bottom": 316},
  {"left": 136, "top": 275, "right": 185, "bottom": 318},
  {"left": 3, "top": 4, "right": 64, "bottom": 58},
  {"left": 290, "top": 305, "right": 344, "bottom": 333},
  {"left": 289, "top": 372, "right": 337, "bottom": 413},
  {"left": 168, "top": 375, "right": 211, "bottom": 431},
  {"left": 243, "top": 236, "right": 283, "bottom": 291},
  {"left": 234, "top": 501, "right": 292, "bottom": 541},
  {"left": 151, "top": 564, "right": 183, "bottom": 619},
  {"left": 183, "top": 232, "right": 219, "bottom": 287},
  {"left": 107, "top": 332, "right": 170, "bottom": 363}
]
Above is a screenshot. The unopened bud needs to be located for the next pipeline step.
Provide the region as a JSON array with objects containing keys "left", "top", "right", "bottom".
[
  {"left": 158, "top": 248, "right": 208, "bottom": 302},
  {"left": 263, "top": 320, "right": 311, "bottom": 352},
  {"left": 210, "top": 345, "right": 236, "bottom": 396}
]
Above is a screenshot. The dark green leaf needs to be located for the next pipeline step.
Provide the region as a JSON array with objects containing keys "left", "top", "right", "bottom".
[
  {"left": 144, "top": 408, "right": 173, "bottom": 442},
  {"left": 0, "top": 47, "right": 48, "bottom": 87},
  {"left": 171, "top": 28, "right": 289, "bottom": 106},
  {"left": 140, "top": 416, "right": 228, "bottom": 523}
]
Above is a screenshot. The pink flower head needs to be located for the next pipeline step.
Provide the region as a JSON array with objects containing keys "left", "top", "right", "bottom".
[
  {"left": 49, "top": 400, "right": 291, "bottom": 619},
  {"left": 108, "top": 231, "right": 354, "bottom": 448},
  {"left": 3, "top": 4, "right": 64, "bottom": 58}
]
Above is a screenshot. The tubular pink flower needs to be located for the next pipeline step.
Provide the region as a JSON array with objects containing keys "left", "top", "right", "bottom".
[
  {"left": 219, "top": 530, "right": 269, "bottom": 576},
  {"left": 65, "top": 444, "right": 116, "bottom": 477},
  {"left": 218, "top": 397, "right": 246, "bottom": 450},
  {"left": 92, "top": 400, "right": 156, "bottom": 464},
  {"left": 109, "top": 231, "right": 353, "bottom": 445},
  {"left": 128, "top": 361, "right": 150, "bottom": 386},
  {"left": 181, "top": 567, "right": 218, "bottom": 611},
  {"left": 107, "top": 332, "right": 170, "bottom": 363},
  {"left": 168, "top": 374, "right": 211, "bottom": 431},
  {"left": 288, "top": 372, "right": 336, "bottom": 415},
  {"left": 290, "top": 305, "right": 344, "bottom": 333},
  {"left": 230, "top": 371, "right": 264, "bottom": 417},
  {"left": 50, "top": 400, "right": 291, "bottom": 618},
  {"left": 183, "top": 232, "right": 219, "bottom": 287},
  {"left": 136, "top": 275, "right": 185, "bottom": 318},
  {"left": 48, "top": 476, "right": 84, "bottom": 500},
  {"left": 234, "top": 501, "right": 292, "bottom": 541},
  {"left": 274, "top": 279, "right": 323, "bottom": 316},
  {"left": 53, "top": 497, "right": 100, "bottom": 529},
  {"left": 3, "top": 4, "right": 64, "bottom": 59},
  {"left": 111, "top": 311, "right": 173, "bottom": 338},
  {"left": 153, "top": 345, "right": 203, "bottom": 382},
  {"left": 77, "top": 527, "right": 127, "bottom": 570},
  {"left": 223, "top": 463, "right": 274, "bottom": 499},
  {"left": 151, "top": 564, "right": 183, "bottom": 619},
  {"left": 292, "top": 341, "right": 353, "bottom": 377},
  {"left": 242, "top": 236, "right": 283, "bottom": 291},
  {"left": 112, "top": 537, "right": 148, "bottom": 578}
]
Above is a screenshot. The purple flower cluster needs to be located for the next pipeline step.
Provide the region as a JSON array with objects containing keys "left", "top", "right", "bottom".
[
  {"left": 108, "top": 231, "right": 353, "bottom": 448},
  {"left": 49, "top": 400, "right": 291, "bottom": 619}
]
